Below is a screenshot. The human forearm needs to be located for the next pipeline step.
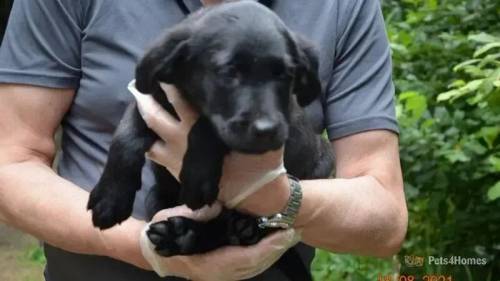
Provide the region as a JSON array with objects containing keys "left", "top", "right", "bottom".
[
  {"left": 238, "top": 175, "right": 407, "bottom": 257},
  {"left": 0, "top": 160, "right": 150, "bottom": 269},
  {"left": 298, "top": 176, "right": 407, "bottom": 256}
]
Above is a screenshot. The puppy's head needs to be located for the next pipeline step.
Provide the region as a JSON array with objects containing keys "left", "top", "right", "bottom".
[{"left": 136, "top": 1, "right": 321, "bottom": 154}]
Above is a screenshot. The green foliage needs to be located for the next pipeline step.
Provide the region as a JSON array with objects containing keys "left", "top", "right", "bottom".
[
  {"left": 26, "top": 245, "right": 46, "bottom": 265},
  {"left": 437, "top": 33, "right": 500, "bottom": 104},
  {"left": 312, "top": 250, "right": 394, "bottom": 281},
  {"left": 313, "top": 0, "right": 500, "bottom": 280},
  {"left": 488, "top": 181, "right": 500, "bottom": 201}
]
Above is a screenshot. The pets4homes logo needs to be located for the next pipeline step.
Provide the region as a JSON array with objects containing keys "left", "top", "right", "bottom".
[
  {"left": 403, "top": 255, "right": 488, "bottom": 267},
  {"left": 404, "top": 255, "right": 425, "bottom": 267}
]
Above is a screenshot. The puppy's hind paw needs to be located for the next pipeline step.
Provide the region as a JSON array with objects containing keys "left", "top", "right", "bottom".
[
  {"left": 227, "top": 213, "right": 264, "bottom": 246},
  {"left": 147, "top": 217, "right": 203, "bottom": 257}
]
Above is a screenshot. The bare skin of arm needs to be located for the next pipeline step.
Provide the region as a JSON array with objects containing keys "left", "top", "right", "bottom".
[
  {"left": 0, "top": 84, "right": 149, "bottom": 269},
  {"left": 238, "top": 130, "right": 408, "bottom": 257}
]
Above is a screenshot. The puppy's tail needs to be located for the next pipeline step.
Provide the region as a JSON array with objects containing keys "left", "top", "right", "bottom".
[{"left": 275, "top": 248, "right": 312, "bottom": 281}]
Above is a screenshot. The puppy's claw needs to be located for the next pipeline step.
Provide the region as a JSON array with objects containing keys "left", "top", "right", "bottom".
[
  {"left": 147, "top": 232, "right": 164, "bottom": 245},
  {"left": 149, "top": 221, "right": 169, "bottom": 235}
]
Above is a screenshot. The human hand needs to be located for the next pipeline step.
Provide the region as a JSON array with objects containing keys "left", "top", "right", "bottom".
[
  {"left": 129, "top": 80, "right": 199, "bottom": 181},
  {"left": 139, "top": 204, "right": 301, "bottom": 280},
  {"left": 130, "top": 81, "right": 287, "bottom": 207}
]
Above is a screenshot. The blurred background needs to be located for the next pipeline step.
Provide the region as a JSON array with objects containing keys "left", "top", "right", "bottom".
[{"left": 0, "top": 0, "right": 499, "bottom": 280}]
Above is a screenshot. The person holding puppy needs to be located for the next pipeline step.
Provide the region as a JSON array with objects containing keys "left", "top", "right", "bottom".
[{"left": 0, "top": 0, "right": 407, "bottom": 280}]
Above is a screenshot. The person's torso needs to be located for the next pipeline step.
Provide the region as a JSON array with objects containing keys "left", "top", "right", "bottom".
[{"left": 51, "top": 1, "right": 340, "bottom": 280}]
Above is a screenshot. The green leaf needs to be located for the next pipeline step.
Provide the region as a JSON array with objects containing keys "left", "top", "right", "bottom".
[
  {"left": 400, "top": 91, "right": 427, "bottom": 120},
  {"left": 437, "top": 89, "right": 460, "bottom": 102},
  {"left": 448, "top": 79, "right": 466, "bottom": 89},
  {"left": 421, "top": 118, "right": 435, "bottom": 129},
  {"left": 399, "top": 91, "right": 418, "bottom": 100},
  {"left": 464, "top": 140, "right": 487, "bottom": 155},
  {"left": 477, "top": 126, "right": 500, "bottom": 149},
  {"left": 468, "top": 33, "right": 499, "bottom": 44},
  {"left": 425, "top": 0, "right": 437, "bottom": 10},
  {"left": 487, "top": 89, "right": 500, "bottom": 112},
  {"left": 478, "top": 53, "right": 500, "bottom": 68},
  {"left": 398, "top": 30, "right": 413, "bottom": 46},
  {"left": 437, "top": 79, "right": 484, "bottom": 102},
  {"left": 453, "top": 59, "right": 480, "bottom": 72},
  {"left": 487, "top": 181, "right": 500, "bottom": 201},
  {"left": 463, "top": 65, "right": 485, "bottom": 77},
  {"left": 390, "top": 43, "right": 409, "bottom": 54},
  {"left": 489, "top": 156, "right": 500, "bottom": 172},
  {"left": 473, "top": 42, "right": 500, "bottom": 58}
]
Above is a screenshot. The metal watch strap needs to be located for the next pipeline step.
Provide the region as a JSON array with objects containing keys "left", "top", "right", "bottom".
[{"left": 257, "top": 175, "right": 302, "bottom": 229}]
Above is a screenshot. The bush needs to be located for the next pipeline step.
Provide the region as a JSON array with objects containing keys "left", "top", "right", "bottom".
[{"left": 312, "top": 0, "right": 500, "bottom": 280}]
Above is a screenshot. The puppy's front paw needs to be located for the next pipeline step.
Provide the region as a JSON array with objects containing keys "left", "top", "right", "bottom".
[
  {"left": 87, "top": 179, "right": 135, "bottom": 229},
  {"left": 179, "top": 176, "right": 219, "bottom": 210},
  {"left": 147, "top": 217, "right": 203, "bottom": 257}
]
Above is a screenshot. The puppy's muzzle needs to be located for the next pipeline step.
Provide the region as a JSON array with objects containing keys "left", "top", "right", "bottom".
[
  {"left": 250, "top": 118, "right": 280, "bottom": 139},
  {"left": 228, "top": 116, "right": 287, "bottom": 152}
]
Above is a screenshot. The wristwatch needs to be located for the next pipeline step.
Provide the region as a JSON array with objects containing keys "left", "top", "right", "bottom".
[{"left": 257, "top": 175, "right": 302, "bottom": 229}]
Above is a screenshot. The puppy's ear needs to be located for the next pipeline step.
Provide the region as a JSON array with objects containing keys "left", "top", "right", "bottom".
[
  {"left": 135, "top": 27, "right": 191, "bottom": 94},
  {"left": 286, "top": 32, "right": 322, "bottom": 107}
]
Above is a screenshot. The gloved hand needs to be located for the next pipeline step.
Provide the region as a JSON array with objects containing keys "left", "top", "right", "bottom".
[
  {"left": 129, "top": 81, "right": 198, "bottom": 181},
  {"left": 139, "top": 203, "right": 301, "bottom": 280},
  {"left": 129, "top": 81, "right": 286, "bottom": 207}
]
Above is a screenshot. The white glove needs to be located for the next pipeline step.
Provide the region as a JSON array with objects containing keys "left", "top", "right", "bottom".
[{"left": 139, "top": 204, "right": 301, "bottom": 280}]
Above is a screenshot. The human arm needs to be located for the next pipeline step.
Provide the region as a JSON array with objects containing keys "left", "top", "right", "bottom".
[
  {"left": 0, "top": 0, "right": 158, "bottom": 269},
  {"left": 238, "top": 130, "right": 407, "bottom": 257},
  {"left": 0, "top": 83, "right": 150, "bottom": 269}
]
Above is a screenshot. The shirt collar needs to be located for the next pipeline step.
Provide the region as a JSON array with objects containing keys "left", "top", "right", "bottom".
[
  {"left": 181, "top": 0, "right": 202, "bottom": 13},
  {"left": 182, "top": 0, "right": 261, "bottom": 13}
]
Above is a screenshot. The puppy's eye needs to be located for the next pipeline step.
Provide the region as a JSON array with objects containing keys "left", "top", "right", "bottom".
[
  {"left": 218, "top": 66, "right": 240, "bottom": 79},
  {"left": 271, "top": 64, "right": 289, "bottom": 80}
]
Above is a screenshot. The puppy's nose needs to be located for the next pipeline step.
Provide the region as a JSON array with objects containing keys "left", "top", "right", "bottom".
[{"left": 250, "top": 118, "right": 279, "bottom": 138}]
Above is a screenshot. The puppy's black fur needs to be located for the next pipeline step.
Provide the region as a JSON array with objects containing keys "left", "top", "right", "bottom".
[{"left": 88, "top": 2, "right": 333, "bottom": 280}]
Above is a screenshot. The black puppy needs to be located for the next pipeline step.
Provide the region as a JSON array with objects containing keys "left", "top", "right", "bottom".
[{"left": 88, "top": 1, "right": 333, "bottom": 280}]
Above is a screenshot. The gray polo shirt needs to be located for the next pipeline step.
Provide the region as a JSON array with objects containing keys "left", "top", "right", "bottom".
[{"left": 0, "top": 0, "right": 398, "bottom": 280}]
